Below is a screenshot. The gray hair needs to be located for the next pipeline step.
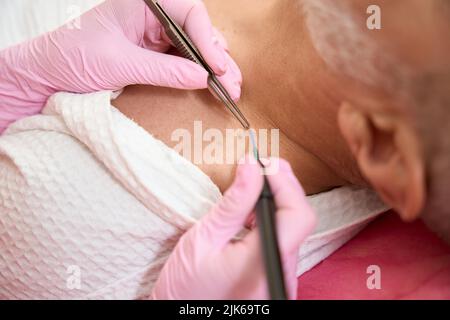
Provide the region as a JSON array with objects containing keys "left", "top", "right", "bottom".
[
  {"left": 302, "top": 0, "right": 450, "bottom": 242},
  {"left": 301, "top": 0, "right": 412, "bottom": 94}
]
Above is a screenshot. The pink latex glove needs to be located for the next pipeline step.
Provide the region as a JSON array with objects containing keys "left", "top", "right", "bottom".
[
  {"left": 151, "top": 158, "right": 317, "bottom": 300},
  {"left": 0, "top": 0, "right": 242, "bottom": 133}
]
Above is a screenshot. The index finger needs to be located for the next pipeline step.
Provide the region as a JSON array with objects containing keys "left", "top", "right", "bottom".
[{"left": 159, "top": 0, "right": 228, "bottom": 75}]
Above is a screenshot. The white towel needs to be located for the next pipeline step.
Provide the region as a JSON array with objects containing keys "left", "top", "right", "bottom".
[{"left": 0, "top": 91, "right": 387, "bottom": 299}]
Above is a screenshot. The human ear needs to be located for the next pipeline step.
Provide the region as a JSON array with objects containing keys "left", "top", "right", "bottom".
[{"left": 337, "top": 102, "right": 426, "bottom": 221}]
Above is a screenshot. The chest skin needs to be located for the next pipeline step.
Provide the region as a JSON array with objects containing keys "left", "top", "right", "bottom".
[{"left": 112, "top": 80, "right": 343, "bottom": 195}]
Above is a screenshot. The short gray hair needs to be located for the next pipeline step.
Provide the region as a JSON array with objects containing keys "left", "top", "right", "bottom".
[
  {"left": 302, "top": 0, "right": 450, "bottom": 242},
  {"left": 301, "top": 0, "right": 411, "bottom": 93}
]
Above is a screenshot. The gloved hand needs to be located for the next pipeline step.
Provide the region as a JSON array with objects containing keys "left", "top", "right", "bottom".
[
  {"left": 0, "top": 0, "right": 242, "bottom": 133},
  {"left": 151, "top": 158, "right": 317, "bottom": 300}
]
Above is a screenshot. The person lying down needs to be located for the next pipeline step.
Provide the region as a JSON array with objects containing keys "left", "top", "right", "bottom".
[{"left": 0, "top": 0, "right": 449, "bottom": 299}]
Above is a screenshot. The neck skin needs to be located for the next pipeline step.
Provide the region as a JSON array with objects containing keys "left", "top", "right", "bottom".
[{"left": 113, "top": 0, "right": 358, "bottom": 194}]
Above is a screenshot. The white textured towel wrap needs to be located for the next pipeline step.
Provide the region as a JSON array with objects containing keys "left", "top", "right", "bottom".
[{"left": 0, "top": 91, "right": 387, "bottom": 299}]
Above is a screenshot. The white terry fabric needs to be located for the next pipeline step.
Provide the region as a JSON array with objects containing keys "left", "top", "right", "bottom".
[{"left": 0, "top": 91, "right": 387, "bottom": 299}]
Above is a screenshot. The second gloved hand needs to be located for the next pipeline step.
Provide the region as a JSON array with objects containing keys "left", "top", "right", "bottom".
[{"left": 151, "top": 158, "right": 317, "bottom": 300}]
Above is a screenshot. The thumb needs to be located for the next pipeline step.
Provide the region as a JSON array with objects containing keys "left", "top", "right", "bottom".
[
  {"left": 196, "top": 156, "right": 264, "bottom": 249},
  {"left": 243, "top": 159, "right": 317, "bottom": 257},
  {"left": 117, "top": 44, "right": 209, "bottom": 89}
]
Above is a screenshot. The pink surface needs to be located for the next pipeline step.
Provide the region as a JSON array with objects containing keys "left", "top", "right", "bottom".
[{"left": 297, "top": 211, "right": 450, "bottom": 299}]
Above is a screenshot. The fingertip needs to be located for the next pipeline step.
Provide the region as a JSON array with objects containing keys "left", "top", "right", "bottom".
[
  {"left": 215, "top": 62, "right": 243, "bottom": 101},
  {"left": 210, "top": 45, "right": 228, "bottom": 76},
  {"left": 237, "top": 155, "right": 260, "bottom": 176},
  {"left": 235, "top": 155, "right": 265, "bottom": 188},
  {"left": 230, "top": 85, "right": 242, "bottom": 102},
  {"left": 222, "top": 156, "right": 258, "bottom": 203},
  {"left": 263, "top": 157, "right": 290, "bottom": 174},
  {"left": 200, "top": 36, "right": 228, "bottom": 76},
  {"left": 195, "top": 66, "right": 210, "bottom": 88},
  {"left": 237, "top": 153, "right": 260, "bottom": 167}
]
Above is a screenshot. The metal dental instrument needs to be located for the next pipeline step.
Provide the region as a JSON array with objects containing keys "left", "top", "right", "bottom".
[
  {"left": 250, "top": 130, "right": 287, "bottom": 300},
  {"left": 144, "top": 0, "right": 250, "bottom": 129}
]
